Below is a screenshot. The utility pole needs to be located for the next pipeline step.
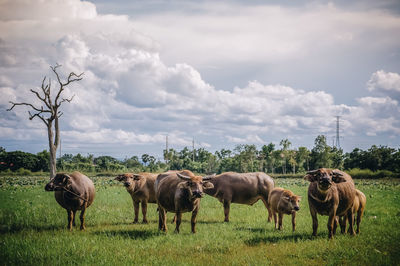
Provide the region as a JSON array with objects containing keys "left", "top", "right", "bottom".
[
  {"left": 192, "top": 137, "right": 195, "bottom": 162},
  {"left": 335, "top": 116, "right": 341, "bottom": 149}
]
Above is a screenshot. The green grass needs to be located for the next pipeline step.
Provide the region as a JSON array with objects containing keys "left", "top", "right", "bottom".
[{"left": 1, "top": 176, "right": 400, "bottom": 265}]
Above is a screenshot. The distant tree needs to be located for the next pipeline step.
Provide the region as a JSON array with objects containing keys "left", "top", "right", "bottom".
[
  {"left": 7, "top": 64, "right": 83, "bottom": 179},
  {"left": 36, "top": 150, "right": 50, "bottom": 172},
  {"left": 296, "top": 147, "right": 310, "bottom": 172},
  {"left": 123, "top": 156, "right": 142, "bottom": 169},
  {"left": 1, "top": 151, "right": 38, "bottom": 171},
  {"left": 310, "top": 135, "right": 332, "bottom": 169},
  {"left": 141, "top": 154, "right": 150, "bottom": 166},
  {"left": 331, "top": 147, "right": 344, "bottom": 169},
  {"left": 261, "top": 143, "right": 275, "bottom": 173},
  {"left": 279, "top": 139, "right": 292, "bottom": 174},
  {"left": 94, "top": 156, "right": 119, "bottom": 171},
  {"left": 288, "top": 150, "right": 297, "bottom": 174}
]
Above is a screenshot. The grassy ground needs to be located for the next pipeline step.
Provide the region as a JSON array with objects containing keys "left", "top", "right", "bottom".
[{"left": 1, "top": 176, "right": 399, "bottom": 265}]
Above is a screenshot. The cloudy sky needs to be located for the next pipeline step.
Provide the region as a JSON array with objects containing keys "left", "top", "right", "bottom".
[{"left": 1, "top": 0, "right": 400, "bottom": 159}]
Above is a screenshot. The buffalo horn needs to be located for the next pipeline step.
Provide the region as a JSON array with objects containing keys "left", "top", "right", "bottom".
[
  {"left": 177, "top": 173, "right": 192, "bottom": 181},
  {"left": 306, "top": 169, "right": 319, "bottom": 175},
  {"left": 202, "top": 173, "right": 216, "bottom": 180}
]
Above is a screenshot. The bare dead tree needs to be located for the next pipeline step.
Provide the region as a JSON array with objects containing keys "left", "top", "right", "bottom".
[{"left": 7, "top": 64, "right": 83, "bottom": 179}]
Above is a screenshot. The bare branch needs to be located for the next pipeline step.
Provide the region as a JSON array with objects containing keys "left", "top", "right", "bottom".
[
  {"left": 51, "top": 64, "right": 63, "bottom": 88},
  {"left": 7, "top": 101, "right": 50, "bottom": 113},
  {"left": 39, "top": 76, "right": 52, "bottom": 109},
  {"left": 50, "top": 64, "right": 83, "bottom": 106},
  {"left": 30, "top": 89, "right": 45, "bottom": 102},
  {"left": 28, "top": 110, "right": 48, "bottom": 126},
  {"left": 57, "top": 94, "right": 75, "bottom": 107}
]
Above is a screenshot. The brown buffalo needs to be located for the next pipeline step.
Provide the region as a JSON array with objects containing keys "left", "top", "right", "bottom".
[
  {"left": 304, "top": 168, "right": 356, "bottom": 238},
  {"left": 268, "top": 187, "right": 301, "bottom": 231},
  {"left": 115, "top": 172, "right": 158, "bottom": 224},
  {"left": 339, "top": 188, "right": 366, "bottom": 234},
  {"left": 204, "top": 172, "right": 274, "bottom": 222},
  {"left": 155, "top": 170, "right": 214, "bottom": 233},
  {"left": 45, "top": 171, "right": 95, "bottom": 230}
]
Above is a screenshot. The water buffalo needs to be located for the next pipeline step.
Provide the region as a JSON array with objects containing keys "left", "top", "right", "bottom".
[
  {"left": 155, "top": 170, "right": 214, "bottom": 233},
  {"left": 45, "top": 171, "right": 95, "bottom": 230},
  {"left": 204, "top": 172, "right": 274, "bottom": 222},
  {"left": 339, "top": 188, "right": 366, "bottom": 234},
  {"left": 268, "top": 187, "right": 301, "bottom": 231},
  {"left": 115, "top": 172, "right": 157, "bottom": 224},
  {"left": 304, "top": 168, "right": 356, "bottom": 238}
]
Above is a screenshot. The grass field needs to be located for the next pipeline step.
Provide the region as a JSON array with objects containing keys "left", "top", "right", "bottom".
[{"left": 1, "top": 176, "right": 400, "bottom": 265}]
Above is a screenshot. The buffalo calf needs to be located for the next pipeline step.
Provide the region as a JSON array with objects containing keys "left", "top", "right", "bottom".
[
  {"left": 268, "top": 187, "right": 301, "bottom": 231},
  {"left": 115, "top": 172, "right": 157, "bottom": 224},
  {"left": 340, "top": 188, "right": 366, "bottom": 234}
]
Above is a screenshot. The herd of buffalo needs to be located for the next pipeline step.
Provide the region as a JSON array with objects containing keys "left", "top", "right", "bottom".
[{"left": 44, "top": 168, "right": 366, "bottom": 239}]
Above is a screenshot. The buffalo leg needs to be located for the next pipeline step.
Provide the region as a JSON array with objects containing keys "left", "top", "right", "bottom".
[
  {"left": 175, "top": 212, "right": 182, "bottom": 233},
  {"left": 309, "top": 205, "right": 318, "bottom": 237},
  {"left": 347, "top": 209, "right": 355, "bottom": 236},
  {"left": 80, "top": 205, "right": 87, "bottom": 230},
  {"left": 191, "top": 207, "right": 199, "bottom": 234},
  {"left": 223, "top": 200, "right": 231, "bottom": 222},
  {"left": 278, "top": 212, "right": 283, "bottom": 230},
  {"left": 67, "top": 209, "right": 73, "bottom": 231},
  {"left": 158, "top": 207, "right": 167, "bottom": 232},
  {"left": 141, "top": 201, "right": 148, "bottom": 224},
  {"left": 171, "top": 215, "right": 176, "bottom": 224},
  {"left": 261, "top": 197, "right": 272, "bottom": 222},
  {"left": 339, "top": 215, "right": 347, "bottom": 234},
  {"left": 133, "top": 201, "right": 140, "bottom": 224},
  {"left": 327, "top": 212, "right": 336, "bottom": 239},
  {"left": 72, "top": 210, "right": 77, "bottom": 227},
  {"left": 272, "top": 210, "right": 277, "bottom": 229},
  {"left": 356, "top": 209, "right": 362, "bottom": 234},
  {"left": 333, "top": 216, "right": 338, "bottom": 236},
  {"left": 291, "top": 212, "right": 296, "bottom": 232}
]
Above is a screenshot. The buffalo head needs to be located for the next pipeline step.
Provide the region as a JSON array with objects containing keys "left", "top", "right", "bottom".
[
  {"left": 304, "top": 168, "right": 346, "bottom": 191},
  {"left": 115, "top": 173, "right": 142, "bottom": 190},
  {"left": 177, "top": 171, "right": 215, "bottom": 199},
  {"left": 45, "top": 173, "right": 72, "bottom": 191},
  {"left": 282, "top": 194, "right": 301, "bottom": 212}
]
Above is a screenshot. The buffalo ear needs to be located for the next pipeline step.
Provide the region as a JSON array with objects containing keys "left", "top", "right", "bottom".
[
  {"left": 297, "top": 196, "right": 302, "bottom": 201},
  {"left": 133, "top": 174, "right": 141, "bottom": 181},
  {"left": 202, "top": 181, "right": 214, "bottom": 189},
  {"left": 332, "top": 170, "right": 346, "bottom": 183},
  {"left": 304, "top": 173, "right": 316, "bottom": 182},
  {"left": 114, "top": 175, "right": 123, "bottom": 181},
  {"left": 177, "top": 181, "right": 190, "bottom": 189}
]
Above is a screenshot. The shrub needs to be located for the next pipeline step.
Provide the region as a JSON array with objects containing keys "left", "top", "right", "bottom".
[{"left": 347, "top": 168, "right": 399, "bottom": 179}]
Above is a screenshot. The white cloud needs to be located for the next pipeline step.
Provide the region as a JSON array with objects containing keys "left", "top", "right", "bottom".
[
  {"left": 130, "top": 2, "right": 400, "bottom": 68},
  {"left": 0, "top": 0, "right": 399, "bottom": 156},
  {"left": 367, "top": 70, "right": 400, "bottom": 100}
]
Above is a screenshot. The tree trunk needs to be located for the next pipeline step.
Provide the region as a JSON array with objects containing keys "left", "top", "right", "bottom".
[{"left": 47, "top": 121, "right": 56, "bottom": 179}]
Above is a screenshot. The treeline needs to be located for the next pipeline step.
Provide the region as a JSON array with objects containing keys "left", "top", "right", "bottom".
[{"left": 0, "top": 135, "right": 399, "bottom": 176}]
